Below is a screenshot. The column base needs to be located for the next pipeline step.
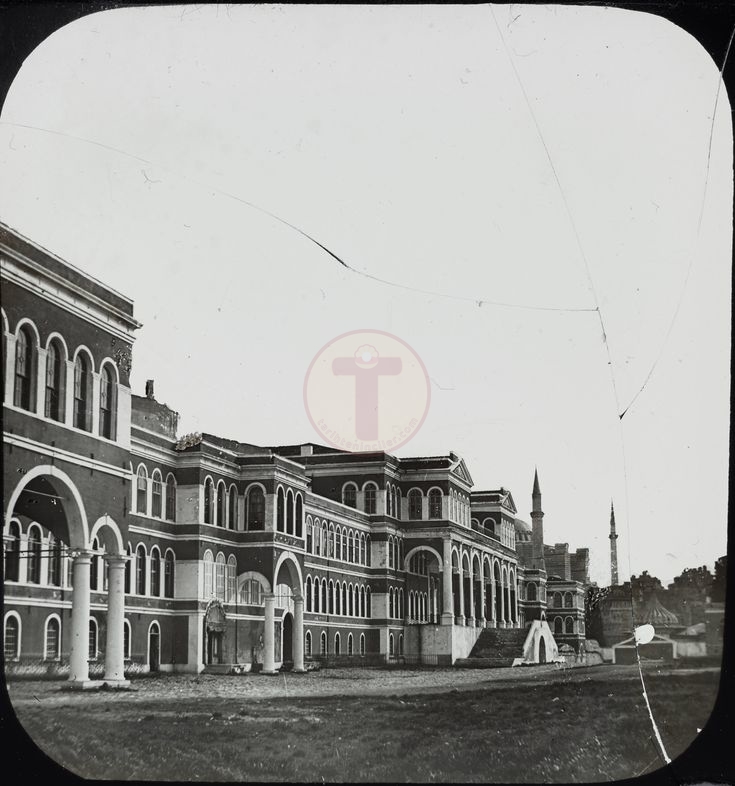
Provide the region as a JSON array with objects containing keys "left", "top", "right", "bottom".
[
  {"left": 104, "top": 679, "right": 131, "bottom": 689},
  {"left": 441, "top": 612, "right": 454, "bottom": 626},
  {"left": 478, "top": 618, "right": 486, "bottom": 628},
  {"left": 261, "top": 669, "right": 277, "bottom": 675},
  {"left": 62, "top": 679, "right": 106, "bottom": 691},
  {"left": 291, "top": 668, "right": 306, "bottom": 674},
  {"left": 468, "top": 617, "right": 476, "bottom": 627}
]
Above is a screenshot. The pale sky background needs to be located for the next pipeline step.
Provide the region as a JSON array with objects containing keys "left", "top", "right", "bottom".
[{"left": 0, "top": 4, "right": 730, "bottom": 587}]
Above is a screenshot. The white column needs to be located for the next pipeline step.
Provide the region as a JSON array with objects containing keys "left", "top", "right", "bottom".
[
  {"left": 468, "top": 561, "right": 475, "bottom": 626},
  {"left": 441, "top": 540, "right": 453, "bottom": 625},
  {"left": 35, "top": 347, "right": 47, "bottom": 417},
  {"left": 478, "top": 562, "right": 486, "bottom": 627},
  {"left": 68, "top": 550, "right": 93, "bottom": 685},
  {"left": 4, "top": 333, "right": 16, "bottom": 404},
  {"left": 293, "top": 595, "right": 305, "bottom": 672},
  {"left": 500, "top": 567, "right": 506, "bottom": 628},
  {"left": 458, "top": 559, "right": 465, "bottom": 625},
  {"left": 104, "top": 555, "right": 130, "bottom": 686},
  {"left": 262, "top": 594, "right": 276, "bottom": 674}
]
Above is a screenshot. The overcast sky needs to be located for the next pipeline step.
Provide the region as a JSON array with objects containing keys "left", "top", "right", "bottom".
[{"left": 0, "top": 4, "right": 730, "bottom": 586}]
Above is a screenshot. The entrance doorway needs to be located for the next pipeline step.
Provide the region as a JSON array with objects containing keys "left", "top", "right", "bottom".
[
  {"left": 149, "top": 623, "right": 160, "bottom": 672},
  {"left": 538, "top": 637, "right": 546, "bottom": 664},
  {"left": 282, "top": 613, "right": 293, "bottom": 665},
  {"left": 207, "top": 630, "right": 223, "bottom": 665}
]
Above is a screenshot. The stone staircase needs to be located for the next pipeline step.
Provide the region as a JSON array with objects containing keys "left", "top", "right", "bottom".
[{"left": 455, "top": 627, "right": 529, "bottom": 668}]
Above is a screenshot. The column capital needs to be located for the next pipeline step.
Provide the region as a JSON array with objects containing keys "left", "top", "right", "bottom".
[
  {"left": 103, "top": 554, "right": 130, "bottom": 566},
  {"left": 293, "top": 594, "right": 304, "bottom": 604},
  {"left": 68, "top": 549, "right": 94, "bottom": 562}
]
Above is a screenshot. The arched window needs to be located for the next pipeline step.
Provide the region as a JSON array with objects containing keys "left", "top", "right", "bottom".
[
  {"left": 286, "top": 489, "right": 294, "bottom": 534},
  {"left": 136, "top": 545, "right": 147, "bottom": 595},
  {"left": 45, "top": 339, "right": 64, "bottom": 422},
  {"left": 4, "top": 614, "right": 20, "bottom": 660},
  {"left": 228, "top": 486, "right": 237, "bottom": 530},
  {"left": 276, "top": 488, "right": 285, "bottom": 532},
  {"left": 124, "top": 620, "right": 132, "bottom": 660},
  {"left": 335, "top": 528, "right": 342, "bottom": 562},
  {"left": 240, "top": 578, "right": 263, "bottom": 605},
  {"left": 246, "top": 486, "right": 265, "bottom": 530},
  {"left": 429, "top": 488, "right": 442, "bottom": 519},
  {"left": 215, "top": 553, "right": 226, "bottom": 600},
  {"left": 348, "top": 583, "right": 354, "bottom": 617},
  {"left": 165, "top": 475, "right": 177, "bottom": 521},
  {"left": 364, "top": 483, "right": 377, "bottom": 514},
  {"left": 389, "top": 633, "right": 395, "bottom": 656},
  {"left": 164, "top": 550, "right": 175, "bottom": 597},
  {"left": 305, "top": 577, "right": 312, "bottom": 612},
  {"left": 334, "top": 633, "right": 341, "bottom": 655},
  {"left": 151, "top": 471, "right": 163, "bottom": 518},
  {"left": 389, "top": 588, "right": 394, "bottom": 618},
  {"left": 216, "top": 483, "right": 226, "bottom": 527},
  {"left": 27, "top": 527, "right": 41, "bottom": 584},
  {"left": 14, "top": 326, "right": 35, "bottom": 411},
  {"left": 90, "top": 537, "right": 101, "bottom": 591},
  {"left": 388, "top": 537, "right": 394, "bottom": 570},
  {"left": 203, "top": 551, "right": 214, "bottom": 597},
  {"left": 366, "top": 535, "right": 371, "bottom": 567},
  {"left": 99, "top": 363, "right": 117, "bottom": 439},
  {"left": 45, "top": 616, "right": 61, "bottom": 660},
  {"left": 348, "top": 633, "right": 354, "bottom": 656},
  {"left": 366, "top": 586, "right": 372, "bottom": 617},
  {"left": 5, "top": 522, "right": 20, "bottom": 582},
  {"left": 124, "top": 543, "right": 133, "bottom": 594},
  {"left": 226, "top": 555, "right": 237, "bottom": 602},
  {"left": 150, "top": 548, "right": 161, "bottom": 597},
  {"left": 295, "top": 494, "right": 303, "bottom": 538},
  {"left": 136, "top": 466, "right": 148, "bottom": 515},
  {"left": 399, "top": 634, "right": 404, "bottom": 656},
  {"left": 73, "top": 352, "right": 92, "bottom": 431},
  {"left": 408, "top": 489, "right": 422, "bottom": 520},
  {"left": 342, "top": 483, "right": 357, "bottom": 508},
  {"left": 321, "top": 579, "right": 328, "bottom": 613},
  {"left": 305, "top": 631, "right": 312, "bottom": 658},
  {"left": 564, "top": 592, "right": 574, "bottom": 609},
  {"left": 565, "top": 617, "right": 575, "bottom": 634},
  {"left": 527, "top": 583, "right": 537, "bottom": 602},
  {"left": 88, "top": 618, "right": 98, "bottom": 660},
  {"left": 203, "top": 478, "right": 214, "bottom": 524},
  {"left": 48, "top": 534, "right": 62, "bottom": 586},
  {"left": 360, "top": 633, "right": 366, "bottom": 656},
  {"left": 320, "top": 631, "right": 327, "bottom": 656},
  {"left": 341, "top": 528, "right": 347, "bottom": 562},
  {"left": 328, "top": 580, "right": 335, "bottom": 614},
  {"left": 554, "top": 617, "right": 563, "bottom": 635}
]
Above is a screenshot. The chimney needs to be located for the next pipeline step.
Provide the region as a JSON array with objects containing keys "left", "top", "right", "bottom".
[
  {"left": 145, "top": 380, "right": 155, "bottom": 400},
  {"left": 300, "top": 445, "right": 314, "bottom": 456}
]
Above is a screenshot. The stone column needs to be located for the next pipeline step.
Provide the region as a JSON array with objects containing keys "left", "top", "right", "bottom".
[
  {"left": 441, "top": 540, "right": 453, "bottom": 625},
  {"left": 293, "top": 595, "right": 305, "bottom": 672},
  {"left": 478, "top": 562, "right": 486, "bottom": 627},
  {"left": 104, "top": 555, "right": 130, "bottom": 687},
  {"left": 262, "top": 594, "right": 276, "bottom": 674},
  {"left": 467, "top": 561, "right": 475, "bottom": 627},
  {"left": 458, "top": 560, "right": 465, "bottom": 625},
  {"left": 499, "top": 569, "right": 506, "bottom": 628},
  {"left": 68, "top": 550, "right": 93, "bottom": 685}
]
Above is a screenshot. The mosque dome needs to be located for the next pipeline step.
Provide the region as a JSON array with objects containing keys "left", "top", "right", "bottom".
[{"left": 636, "top": 593, "right": 679, "bottom": 628}]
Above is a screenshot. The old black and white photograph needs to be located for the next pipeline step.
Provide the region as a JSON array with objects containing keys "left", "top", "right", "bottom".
[{"left": 0, "top": 3, "right": 731, "bottom": 782}]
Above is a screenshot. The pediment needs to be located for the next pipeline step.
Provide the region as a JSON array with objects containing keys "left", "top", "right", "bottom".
[{"left": 450, "top": 456, "right": 473, "bottom": 487}]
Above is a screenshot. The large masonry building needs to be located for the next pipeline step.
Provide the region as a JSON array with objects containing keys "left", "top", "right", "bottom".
[{"left": 2, "top": 223, "right": 590, "bottom": 684}]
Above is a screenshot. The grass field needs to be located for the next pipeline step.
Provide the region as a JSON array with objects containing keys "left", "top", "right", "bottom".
[{"left": 5, "top": 665, "right": 721, "bottom": 782}]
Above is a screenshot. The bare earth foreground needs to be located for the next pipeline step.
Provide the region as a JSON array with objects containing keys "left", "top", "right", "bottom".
[{"left": 4, "top": 663, "right": 721, "bottom": 782}]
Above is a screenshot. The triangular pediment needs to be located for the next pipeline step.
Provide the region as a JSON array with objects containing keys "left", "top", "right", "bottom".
[
  {"left": 500, "top": 490, "right": 517, "bottom": 514},
  {"left": 449, "top": 456, "right": 473, "bottom": 486}
]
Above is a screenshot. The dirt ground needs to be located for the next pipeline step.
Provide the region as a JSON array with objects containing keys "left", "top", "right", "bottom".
[{"left": 3, "top": 663, "right": 723, "bottom": 782}]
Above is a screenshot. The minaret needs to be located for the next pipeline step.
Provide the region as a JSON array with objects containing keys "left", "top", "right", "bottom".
[
  {"left": 609, "top": 500, "right": 619, "bottom": 586},
  {"left": 530, "top": 469, "right": 546, "bottom": 571}
]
